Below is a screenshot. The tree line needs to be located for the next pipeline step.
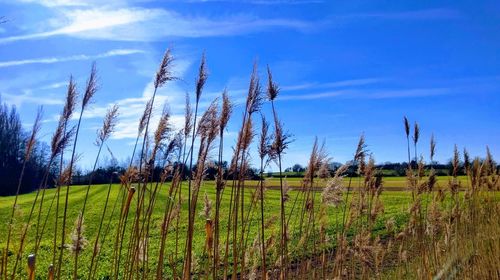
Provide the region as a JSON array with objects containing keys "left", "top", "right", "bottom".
[
  {"left": 0, "top": 97, "right": 489, "bottom": 196},
  {"left": 0, "top": 99, "right": 55, "bottom": 196}
]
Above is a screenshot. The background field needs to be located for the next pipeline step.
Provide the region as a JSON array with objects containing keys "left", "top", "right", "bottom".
[
  {"left": 0, "top": 178, "right": 424, "bottom": 279},
  {"left": 249, "top": 175, "right": 469, "bottom": 189}
]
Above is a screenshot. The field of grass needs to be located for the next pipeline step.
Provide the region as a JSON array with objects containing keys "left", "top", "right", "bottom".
[
  {"left": 0, "top": 181, "right": 417, "bottom": 279},
  {"left": 259, "top": 175, "right": 470, "bottom": 189}
]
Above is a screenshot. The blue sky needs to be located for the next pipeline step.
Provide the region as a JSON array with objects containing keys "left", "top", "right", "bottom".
[{"left": 0, "top": 0, "right": 499, "bottom": 171}]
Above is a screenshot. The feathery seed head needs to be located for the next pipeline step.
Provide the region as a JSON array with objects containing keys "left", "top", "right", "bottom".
[
  {"left": 57, "top": 163, "right": 73, "bottom": 186},
  {"left": 219, "top": 89, "right": 233, "bottom": 132},
  {"left": 430, "top": 134, "right": 436, "bottom": 161},
  {"left": 154, "top": 48, "right": 175, "bottom": 88},
  {"left": 154, "top": 105, "right": 171, "bottom": 147},
  {"left": 452, "top": 144, "right": 460, "bottom": 177},
  {"left": 258, "top": 114, "right": 272, "bottom": 161},
  {"left": 139, "top": 98, "right": 153, "bottom": 135},
  {"left": 322, "top": 177, "right": 344, "bottom": 207},
  {"left": 304, "top": 138, "right": 328, "bottom": 180},
  {"left": 69, "top": 213, "right": 88, "bottom": 254},
  {"left": 413, "top": 122, "right": 420, "bottom": 145},
  {"left": 317, "top": 161, "right": 331, "bottom": 179},
  {"left": 463, "top": 148, "right": 470, "bottom": 174},
  {"left": 51, "top": 125, "right": 75, "bottom": 159},
  {"left": 354, "top": 134, "right": 367, "bottom": 162},
  {"left": 96, "top": 104, "right": 119, "bottom": 146},
  {"left": 25, "top": 107, "right": 43, "bottom": 160},
  {"left": 485, "top": 146, "right": 496, "bottom": 175},
  {"left": 240, "top": 117, "right": 255, "bottom": 152},
  {"left": 246, "top": 62, "right": 263, "bottom": 115},
  {"left": 197, "top": 99, "right": 220, "bottom": 143},
  {"left": 184, "top": 92, "right": 193, "bottom": 137},
  {"left": 282, "top": 179, "right": 290, "bottom": 202},
  {"left": 428, "top": 169, "right": 436, "bottom": 192},
  {"left": 82, "top": 62, "right": 98, "bottom": 110},
  {"left": 200, "top": 192, "right": 213, "bottom": 219},
  {"left": 270, "top": 119, "right": 291, "bottom": 159},
  {"left": 335, "top": 164, "right": 349, "bottom": 177},
  {"left": 195, "top": 53, "right": 208, "bottom": 102},
  {"left": 403, "top": 116, "right": 410, "bottom": 137},
  {"left": 266, "top": 65, "right": 280, "bottom": 101},
  {"left": 62, "top": 76, "right": 77, "bottom": 121}
]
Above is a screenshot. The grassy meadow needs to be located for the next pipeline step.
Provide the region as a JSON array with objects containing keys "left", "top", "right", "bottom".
[{"left": 0, "top": 181, "right": 419, "bottom": 279}]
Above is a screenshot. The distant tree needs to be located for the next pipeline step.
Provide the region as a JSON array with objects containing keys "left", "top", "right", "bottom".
[
  {"left": 291, "top": 164, "right": 304, "bottom": 173},
  {"left": 0, "top": 98, "right": 52, "bottom": 195}
]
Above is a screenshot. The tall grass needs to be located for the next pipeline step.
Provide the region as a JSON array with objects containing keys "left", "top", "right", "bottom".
[{"left": 0, "top": 49, "right": 498, "bottom": 280}]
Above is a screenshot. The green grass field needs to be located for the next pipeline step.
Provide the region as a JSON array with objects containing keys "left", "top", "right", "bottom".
[
  {"left": 255, "top": 175, "right": 470, "bottom": 189},
  {"left": 0, "top": 177, "right": 427, "bottom": 279}
]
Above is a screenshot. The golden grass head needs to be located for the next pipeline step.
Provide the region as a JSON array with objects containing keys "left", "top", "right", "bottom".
[
  {"left": 452, "top": 144, "right": 460, "bottom": 177},
  {"left": 183, "top": 92, "right": 193, "bottom": 137},
  {"left": 200, "top": 192, "right": 213, "bottom": 220},
  {"left": 317, "top": 161, "right": 331, "bottom": 179},
  {"left": 238, "top": 117, "right": 254, "bottom": 153},
  {"left": 463, "top": 148, "right": 470, "bottom": 173},
  {"left": 62, "top": 75, "right": 77, "bottom": 122},
  {"left": 246, "top": 62, "right": 263, "bottom": 115},
  {"left": 154, "top": 105, "right": 171, "bottom": 147},
  {"left": 197, "top": 98, "right": 220, "bottom": 143},
  {"left": 82, "top": 62, "right": 98, "bottom": 110},
  {"left": 69, "top": 213, "right": 88, "bottom": 254},
  {"left": 266, "top": 65, "right": 279, "bottom": 101},
  {"left": 304, "top": 137, "right": 328, "bottom": 180},
  {"left": 270, "top": 120, "right": 291, "bottom": 159},
  {"left": 322, "top": 176, "right": 343, "bottom": 207},
  {"left": 258, "top": 114, "right": 272, "bottom": 161},
  {"left": 430, "top": 134, "right": 436, "bottom": 161},
  {"left": 138, "top": 98, "right": 153, "bottom": 135},
  {"left": 485, "top": 146, "right": 496, "bottom": 175},
  {"left": 195, "top": 52, "right": 208, "bottom": 102},
  {"left": 282, "top": 179, "right": 290, "bottom": 202},
  {"left": 403, "top": 116, "right": 410, "bottom": 137},
  {"left": 25, "top": 107, "right": 43, "bottom": 161},
  {"left": 95, "top": 104, "right": 119, "bottom": 146},
  {"left": 219, "top": 89, "right": 233, "bottom": 132},
  {"left": 354, "top": 134, "right": 367, "bottom": 163},
  {"left": 58, "top": 163, "right": 73, "bottom": 186},
  {"left": 51, "top": 116, "right": 76, "bottom": 159},
  {"left": 413, "top": 122, "right": 420, "bottom": 145},
  {"left": 154, "top": 48, "right": 175, "bottom": 89}
]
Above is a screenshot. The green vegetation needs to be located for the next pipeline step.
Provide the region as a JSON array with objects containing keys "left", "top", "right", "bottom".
[
  {"left": 0, "top": 182, "right": 416, "bottom": 279},
  {"left": 260, "top": 175, "right": 470, "bottom": 189}
]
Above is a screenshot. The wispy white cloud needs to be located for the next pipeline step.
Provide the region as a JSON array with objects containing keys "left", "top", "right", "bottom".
[
  {"left": 38, "top": 81, "right": 68, "bottom": 90},
  {"left": 0, "top": 2, "right": 458, "bottom": 46},
  {"left": 15, "top": 0, "right": 136, "bottom": 7},
  {"left": 281, "top": 78, "right": 382, "bottom": 91},
  {"left": 342, "top": 8, "right": 461, "bottom": 21},
  {"left": 280, "top": 87, "right": 452, "bottom": 101},
  {"left": 0, "top": 5, "right": 314, "bottom": 44},
  {"left": 1, "top": 90, "right": 64, "bottom": 107},
  {"left": 0, "top": 49, "right": 145, "bottom": 68},
  {"left": 186, "top": 0, "right": 324, "bottom": 4}
]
